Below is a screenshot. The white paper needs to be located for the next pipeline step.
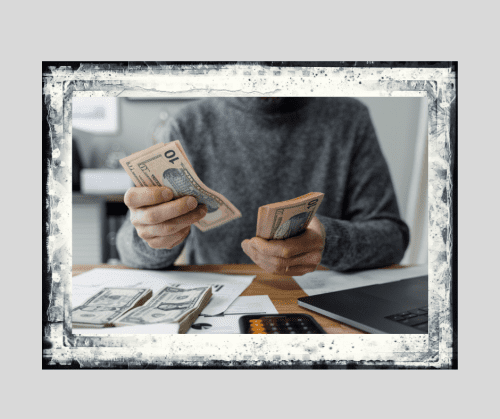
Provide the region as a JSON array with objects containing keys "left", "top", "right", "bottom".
[
  {"left": 294, "top": 264, "right": 428, "bottom": 296},
  {"left": 166, "top": 282, "right": 254, "bottom": 317},
  {"left": 73, "top": 322, "right": 180, "bottom": 335},
  {"left": 72, "top": 268, "right": 254, "bottom": 322},
  {"left": 223, "top": 296, "right": 278, "bottom": 315},
  {"left": 186, "top": 315, "right": 244, "bottom": 334},
  {"left": 186, "top": 296, "right": 279, "bottom": 334}
]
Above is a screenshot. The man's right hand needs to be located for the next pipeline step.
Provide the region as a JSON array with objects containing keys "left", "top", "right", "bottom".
[{"left": 124, "top": 187, "right": 207, "bottom": 250}]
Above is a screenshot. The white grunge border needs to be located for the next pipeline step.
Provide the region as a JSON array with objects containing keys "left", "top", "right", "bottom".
[{"left": 42, "top": 63, "right": 456, "bottom": 368}]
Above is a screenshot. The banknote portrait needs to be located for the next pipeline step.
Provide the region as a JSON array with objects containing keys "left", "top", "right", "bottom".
[{"left": 42, "top": 62, "right": 457, "bottom": 369}]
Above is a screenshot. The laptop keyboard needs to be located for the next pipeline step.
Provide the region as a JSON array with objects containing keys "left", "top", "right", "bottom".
[{"left": 385, "top": 306, "right": 428, "bottom": 332}]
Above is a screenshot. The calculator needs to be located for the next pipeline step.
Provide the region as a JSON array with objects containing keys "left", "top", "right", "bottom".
[{"left": 239, "top": 314, "right": 326, "bottom": 334}]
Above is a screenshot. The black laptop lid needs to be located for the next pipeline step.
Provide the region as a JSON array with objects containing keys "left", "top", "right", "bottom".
[{"left": 297, "top": 276, "right": 428, "bottom": 334}]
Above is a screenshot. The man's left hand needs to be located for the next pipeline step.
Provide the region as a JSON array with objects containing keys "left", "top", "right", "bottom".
[{"left": 241, "top": 216, "right": 326, "bottom": 276}]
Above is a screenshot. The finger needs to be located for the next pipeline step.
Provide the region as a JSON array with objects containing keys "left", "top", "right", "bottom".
[
  {"left": 131, "top": 196, "right": 198, "bottom": 225},
  {"left": 308, "top": 216, "right": 326, "bottom": 250},
  {"left": 246, "top": 243, "right": 322, "bottom": 275},
  {"left": 163, "top": 204, "right": 207, "bottom": 226},
  {"left": 243, "top": 241, "right": 317, "bottom": 276},
  {"left": 242, "top": 240, "right": 287, "bottom": 274},
  {"left": 265, "top": 251, "right": 323, "bottom": 275},
  {"left": 166, "top": 226, "right": 191, "bottom": 248},
  {"left": 146, "top": 227, "right": 191, "bottom": 249},
  {"left": 249, "top": 234, "right": 323, "bottom": 259},
  {"left": 124, "top": 187, "right": 174, "bottom": 209},
  {"left": 241, "top": 240, "right": 264, "bottom": 268},
  {"left": 137, "top": 205, "right": 207, "bottom": 238}
]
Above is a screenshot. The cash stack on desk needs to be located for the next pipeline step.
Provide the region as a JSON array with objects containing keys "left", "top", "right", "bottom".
[{"left": 72, "top": 286, "right": 212, "bottom": 334}]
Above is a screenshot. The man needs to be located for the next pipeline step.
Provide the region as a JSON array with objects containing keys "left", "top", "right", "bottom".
[{"left": 116, "top": 97, "right": 409, "bottom": 275}]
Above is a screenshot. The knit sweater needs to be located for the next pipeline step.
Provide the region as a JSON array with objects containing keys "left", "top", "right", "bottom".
[{"left": 116, "top": 97, "right": 410, "bottom": 272}]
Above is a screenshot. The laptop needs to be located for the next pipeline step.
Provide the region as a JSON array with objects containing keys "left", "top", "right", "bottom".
[{"left": 297, "top": 275, "right": 428, "bottom": 334}]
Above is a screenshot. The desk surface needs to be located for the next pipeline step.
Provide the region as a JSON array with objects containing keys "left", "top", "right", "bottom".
[{"left": 73, "top": 263, "right": 370, "bottom": 334}]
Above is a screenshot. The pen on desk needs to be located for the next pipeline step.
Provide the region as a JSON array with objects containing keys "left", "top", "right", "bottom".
[{"left": 200, "top": 312, "right": 267, "bottom": 317}]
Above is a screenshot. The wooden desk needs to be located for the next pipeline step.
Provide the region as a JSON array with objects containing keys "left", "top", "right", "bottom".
[{"left": 72, "top": 263, "right": 367, "bottom": 334}]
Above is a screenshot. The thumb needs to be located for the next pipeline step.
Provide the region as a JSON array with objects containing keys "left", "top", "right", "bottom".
[{"left": 308, "top": 217, "right": 326, "bottom": 250}]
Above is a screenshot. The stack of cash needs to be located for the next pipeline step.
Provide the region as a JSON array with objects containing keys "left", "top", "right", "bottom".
[
  {"left": 256, "top": 192, "right": 325, "bottom": 240},
  {"left": 72, "top": 286, "right": 212, "bottom": 334},
  {"left": 119, "top": 141, "right": 241, "bottom": 231},
  {"left": 116, "top": 285, "right": 212, "bottom": 334},
  {"left": 72, "top": 288, "right": 153, "bottom": 328}
]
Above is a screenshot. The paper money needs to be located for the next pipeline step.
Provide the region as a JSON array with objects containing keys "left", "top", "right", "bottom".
[
  {"left": 120, "top": 141, "right": 241, "bottom": 231},
  {"left": 256, "top": 192, "right": 325, "bottom": 240},
  {"left": 115, "top": 286, "right": 212, "bottom": 334},
  {"left": 120, "top": 143, "right": 165, "bottom": 187},
  {"left": 72, "top": 288, "right": 152, "bottom": 328},
  {"left": 73, "top": 286, "right": 212, "bottom": 334}
]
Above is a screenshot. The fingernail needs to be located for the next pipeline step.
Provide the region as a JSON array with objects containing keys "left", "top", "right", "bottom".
[
  {"left": 162, "top": 189, "right": 172, "bottom": 200},
  {"left": 187, "top": 197, "right": 198, "bottom": 210}
]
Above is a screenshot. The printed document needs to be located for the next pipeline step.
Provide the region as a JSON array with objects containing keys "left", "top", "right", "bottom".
[
  {"left": 72, "top": 268, "right": 254, "bottom": 320},
  {"left": 294, "top": 264, "right": 428, "bottom": 296},
  {"left": 223, "top": 295, "right": 278, "bottom": 315}
]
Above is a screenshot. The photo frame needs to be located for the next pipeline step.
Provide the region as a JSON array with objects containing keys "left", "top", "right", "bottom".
[{"left": 42, "top": 62, "right": 457, "bottom": 369}]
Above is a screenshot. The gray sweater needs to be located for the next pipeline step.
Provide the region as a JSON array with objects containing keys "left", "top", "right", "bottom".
[{"left": 116, "top": 98, "right": 409, "bottom": 272}]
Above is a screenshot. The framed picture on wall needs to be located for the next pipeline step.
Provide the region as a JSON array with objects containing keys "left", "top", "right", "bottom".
[{"left": 72, "top": 97, "right": 120, "bottom": 134}]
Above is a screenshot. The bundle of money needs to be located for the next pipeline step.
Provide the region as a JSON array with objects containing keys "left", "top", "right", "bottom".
[
  {"left": 119, "top": 141, "right": 241, "bottom": 231},
  {"left": 256, "top": 192, "right": 325, "bottom": 240},
  {"left": 116, "top": 285, "right": 212, "bottom": 334},
  {"left": 72, "top": 288, "right": 153, "bottom": 328},
  {"left": 73, "top": 286, "right": 212, "bottom": 334}
]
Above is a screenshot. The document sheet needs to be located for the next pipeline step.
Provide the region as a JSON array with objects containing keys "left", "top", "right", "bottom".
[
  {"left": 73, "top": 323, "right": 180, "bottom": 335},
  {"left": 72, "top": 268, "right": 255, "bottom": 334},
  {"left": 223, "top": 295, "right": 278, "bottom": 315},
  {"left": 187, "top": 315, "right": 244, "bottom": 334},
  {"left": 294, "top": 264, "right": 428, "bottom": 296}
]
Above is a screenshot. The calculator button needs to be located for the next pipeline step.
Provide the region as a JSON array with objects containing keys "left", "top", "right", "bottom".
[
  {"left": 409, "top": 309, "right": 427, "bottom": 315},
  {"left": 405, "top": 315, "right": 428, "bottom": 327},
  {"left": 250, "top": 327, "right": 265, "bottom": 332},
  {"left": 386, "top": 315, "right": 400, "bottom": 321}
]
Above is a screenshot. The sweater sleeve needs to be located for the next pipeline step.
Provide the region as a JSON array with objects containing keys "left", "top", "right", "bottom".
[
  {"left": 116, "top": 121, "right": 188, "bottom": 269},
  {"left": 317, "top": 108, "right": 410, "bottom": 272}
]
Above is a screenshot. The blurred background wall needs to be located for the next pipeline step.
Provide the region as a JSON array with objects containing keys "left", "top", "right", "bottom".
[{"left": 72, "top": 97, "right": 427, "bottom": 266}]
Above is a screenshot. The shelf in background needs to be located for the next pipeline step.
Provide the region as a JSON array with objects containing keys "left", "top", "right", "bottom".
[{"left": 73, "top": 193, "right": 124, "bottom": 203}]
